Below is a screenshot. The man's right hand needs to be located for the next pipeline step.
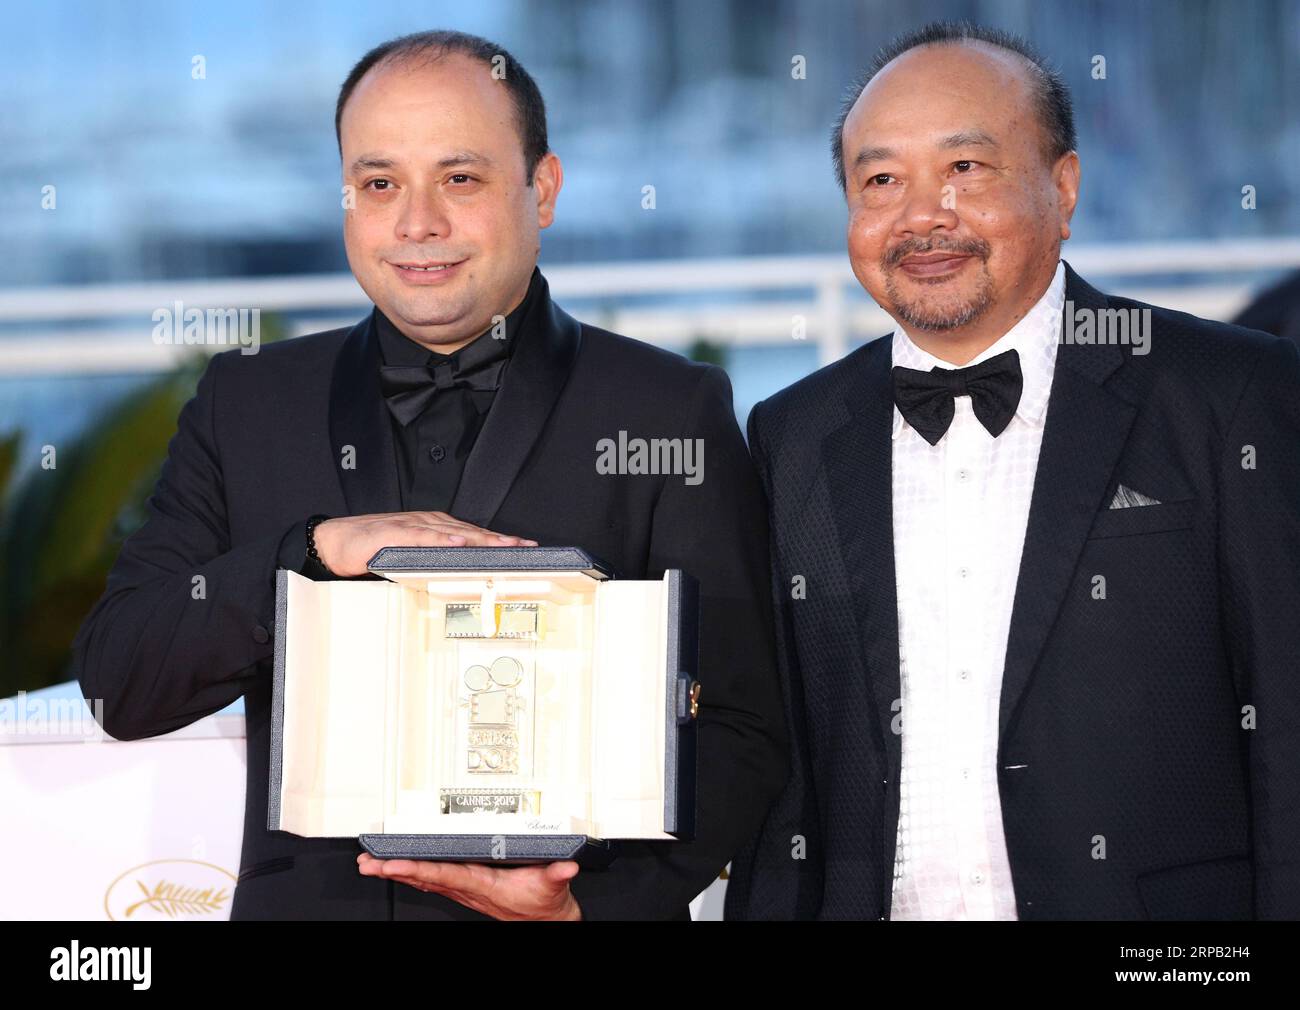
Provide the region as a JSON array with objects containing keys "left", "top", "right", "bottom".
[{"left": 313, "top": 511, "right": 538, "bottom": 577}]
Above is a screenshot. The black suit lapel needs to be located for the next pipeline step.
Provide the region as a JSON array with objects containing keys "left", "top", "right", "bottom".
[
  {"left": 328, "top": 312, "right": 403, "bottom": 517},
  {"left": 998, "top": 262, "right": 1137, "bottom": 743},
  {"left": 450, "top": 273, "right": 582, "bottom": 528},
  {"left": 821, "top": 338, "right": 902, "bottom": 775}
]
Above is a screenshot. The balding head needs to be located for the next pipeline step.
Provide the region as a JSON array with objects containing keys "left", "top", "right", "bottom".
[{"left": 832, "top": 21, "right": 1075, "bottom": 193}]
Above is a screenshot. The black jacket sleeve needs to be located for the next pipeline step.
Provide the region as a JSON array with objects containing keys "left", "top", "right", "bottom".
[
  {"left": 722, "top": 398, "right": 825, "bottom": 920},
  {"left": 1217, "top": 335, "right": 1300, "bottom": 919},
  {"left": 71, "top": 349, "right": 300, "bottom": 741},
  {"left": 567, "top": 365, "right": 789, "bottom": 920}
]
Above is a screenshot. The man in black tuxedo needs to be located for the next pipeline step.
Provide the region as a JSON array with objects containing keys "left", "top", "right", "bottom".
[
  {"left": 725, "top": 22, "right": 1300, "bottom": 920},
  {"left": 72, "top": 29, "right": 786, "bottom": 921}
]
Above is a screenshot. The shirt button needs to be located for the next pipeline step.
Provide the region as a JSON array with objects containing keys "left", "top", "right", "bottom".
[
  {"left": 958, "top": 669, "right": 970, "bottom": 682},
  {"left": 428, "top": 444, "right": 446, "bottom": 462},
  {"left": 957, "top": 566, "right": 970, "bottom": 579},
  {"left": 970, "top": 870, "right": 986, "bottom": 885},
  {"left": 956, "top": 468, "right": 971, "bottom": 482}
]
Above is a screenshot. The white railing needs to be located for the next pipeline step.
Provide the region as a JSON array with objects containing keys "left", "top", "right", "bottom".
[{"left": 1, "top": 238, "right": 1298, "bottom": 376}]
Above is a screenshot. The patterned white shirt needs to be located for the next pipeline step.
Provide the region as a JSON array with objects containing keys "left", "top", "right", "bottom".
[{"left": 887, "top": 259, "right": 1066, "bottom": 920}]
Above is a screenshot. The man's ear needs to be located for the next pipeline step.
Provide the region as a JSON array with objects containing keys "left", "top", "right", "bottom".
[
  {"left": 1054, "top": 150, "right": 1080, "bottom": 241},
  {"left": 533, "top": 152, "right": 563, "bottom": 229}
]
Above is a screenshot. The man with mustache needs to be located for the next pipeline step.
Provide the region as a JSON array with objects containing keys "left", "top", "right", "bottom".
[
  {"left": 73, "top": 29, "right": 787, "bottom": 921},
  {"left": 725, "top": 21, "right": 1300, "bottom": 920}
]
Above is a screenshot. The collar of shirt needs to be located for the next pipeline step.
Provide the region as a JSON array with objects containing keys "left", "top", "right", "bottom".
[
  {"left": 374, "top": 264, "right": 543, "bottom": 371},
  {"left": 890, "top": 259, "right": 1066, "bottom": 441}
]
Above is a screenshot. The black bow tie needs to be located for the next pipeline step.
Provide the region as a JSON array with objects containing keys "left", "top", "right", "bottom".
[
  {"left": 891, "top": 348, "right": 1023, "bottom": 446},
  {"left": 378, "top": 348, "right": 508, "bottom": 427}
]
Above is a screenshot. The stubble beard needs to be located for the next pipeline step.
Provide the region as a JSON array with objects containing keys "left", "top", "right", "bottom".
[{"left": 882, "top": 240, "right": 995, "bottom": 333}]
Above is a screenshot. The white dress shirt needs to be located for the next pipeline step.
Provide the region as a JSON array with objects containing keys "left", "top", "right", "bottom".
[{"left": 887, "top": 259, "right": 1066, "bottom": 921}]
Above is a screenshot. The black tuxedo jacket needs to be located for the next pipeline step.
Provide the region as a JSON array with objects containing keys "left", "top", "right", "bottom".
[
  {"left": 725, "top": 262, "right": 1300, "bottom": 920},
  {"left": 72, "top": 272, "right": 787, "bottom": 920}
]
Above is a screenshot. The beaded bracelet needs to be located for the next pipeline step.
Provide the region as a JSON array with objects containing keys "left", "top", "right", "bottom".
[{"left": 305, "top": 513, "right": 333, "bottom": 574}]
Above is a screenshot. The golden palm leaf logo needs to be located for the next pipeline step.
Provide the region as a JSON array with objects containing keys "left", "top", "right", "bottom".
[
  {"left": 104, "top": 860, "right": 237, "bottom": 921},
  {"left": 123, "top": 879, "right": 230, "bottom": 918}
]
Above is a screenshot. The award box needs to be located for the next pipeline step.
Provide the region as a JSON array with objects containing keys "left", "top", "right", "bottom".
[{"left": 269, "top": 546, "right": 700, "bottom": 867}]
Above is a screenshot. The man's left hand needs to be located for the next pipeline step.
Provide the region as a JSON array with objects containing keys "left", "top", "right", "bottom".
[{"left": 356, "top": 853, "right": 582, "bottom": 920}]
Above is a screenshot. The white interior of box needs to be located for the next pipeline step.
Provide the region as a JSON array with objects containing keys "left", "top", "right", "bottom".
[{"left": 277, "top": 569, "right": 673, "bottom": 840}]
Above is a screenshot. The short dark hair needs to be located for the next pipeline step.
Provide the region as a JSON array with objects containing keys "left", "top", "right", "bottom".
[
  {"left": 830, "top": 20, "right": 1076, "bottom": 193},
  {"left": 335, "top": 29, "right": 549, "bottom": 185}
]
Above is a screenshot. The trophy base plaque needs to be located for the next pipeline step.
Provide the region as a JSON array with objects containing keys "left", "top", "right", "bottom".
[{"left": 439, "top": 788, "right": 541, "bottom": 815}]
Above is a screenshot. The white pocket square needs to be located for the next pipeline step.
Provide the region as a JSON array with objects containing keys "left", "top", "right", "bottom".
[{"left": 1109, "top": 484, "right": 1161, "bottom": 508}]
